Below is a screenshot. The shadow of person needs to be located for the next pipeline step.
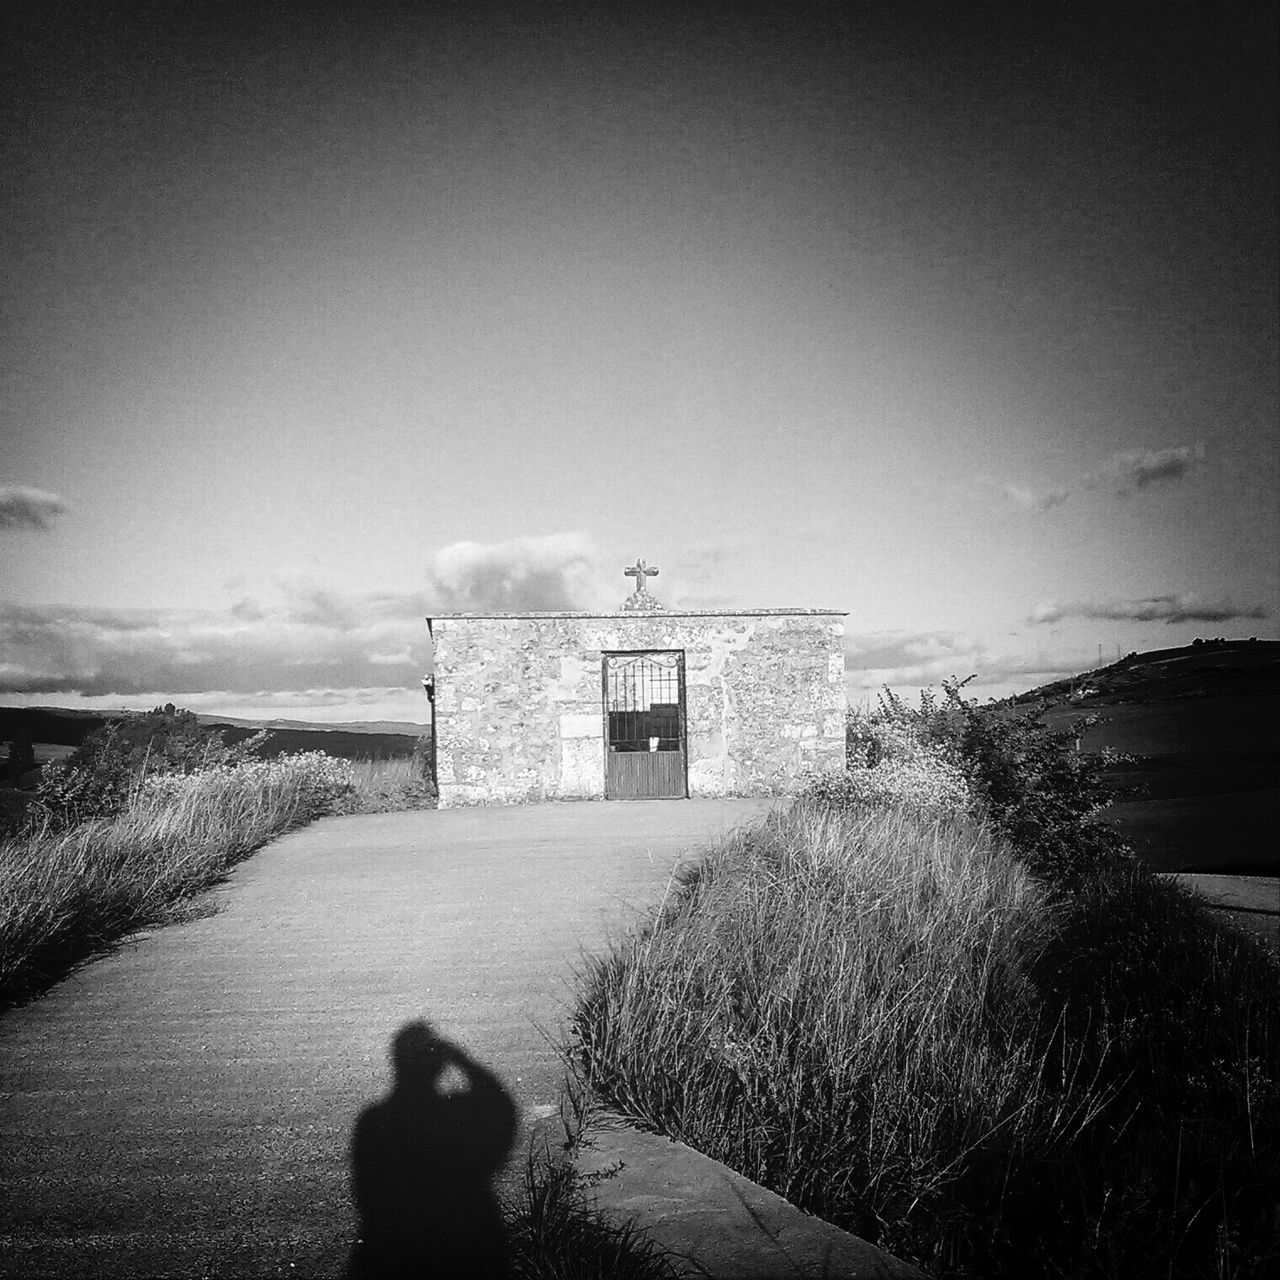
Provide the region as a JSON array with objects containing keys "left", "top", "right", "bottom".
[{"left": 348, "top": 1021, "right": 516, "bottom": 1279}]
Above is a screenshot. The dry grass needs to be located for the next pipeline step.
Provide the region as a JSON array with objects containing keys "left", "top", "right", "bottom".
[
  {"left": 342, "top": 755, "right": 437, "bottom": 813},
  {"left": 573, "top": 804, "right": 1102, "bottom": 1252},
  {"left": 571, "top": 801, "right": 1280, "bottom": 1276},
  {"left": 1, "top": 754, "right": 360, "bottom": 1008}
]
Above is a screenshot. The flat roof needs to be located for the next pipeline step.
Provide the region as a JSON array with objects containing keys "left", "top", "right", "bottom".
[{"left": 427, "top": 609, "right": 847, "bottom": 619}]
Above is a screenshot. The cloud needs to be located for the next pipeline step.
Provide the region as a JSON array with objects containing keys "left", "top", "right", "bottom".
[
  {"left": 845, "top": 630, "right": 1080, "bottom": 694},
  {"left": 1002, "top": 484, "right": 1070, "bottom": 513},
  {"left": 0, "top": 486, "right": 67, "bottom": 530},
  {"left": 846, "top": 630, "right": 979, "bottom": 672},
  {"left": 0, "top": 534, "right": 633, "bottom": 702},
  {"left": 1087, "top": 443, "right": 1207, "bottom": 496},
  {"left": 426, "top": 533, "right": 614, "bottom": 612},
  {"left": 998, "top": 442, "right": 1206, "bottom": 513},
  {"left": 1029, "top": 593, "right": 1268, "bottom": 626},
  {"left": 369, "top": 648, "right": 413, "bottom": 666},
  {"left": 0, "top": 585, "right": 431, "bottom": 698}
]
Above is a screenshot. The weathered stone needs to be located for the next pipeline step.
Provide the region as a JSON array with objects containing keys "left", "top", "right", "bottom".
[{"left": 428, "top": 609, "right": 847, "bottom": 807}]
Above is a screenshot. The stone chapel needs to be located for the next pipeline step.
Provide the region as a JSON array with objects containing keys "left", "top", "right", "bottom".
[{"left": 426, "top": 559, "right": 846, "bottom": 806}]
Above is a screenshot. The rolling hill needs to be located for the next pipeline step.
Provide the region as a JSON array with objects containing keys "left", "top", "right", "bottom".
[
  {"left": 1016, "top": 639, "right": 1280, "bottom": 874},
  {"left": 0, "top": 706, "right": 429, "bottom": 764}
]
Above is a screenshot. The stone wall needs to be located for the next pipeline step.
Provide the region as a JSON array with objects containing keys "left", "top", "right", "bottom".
[{"left": 430, "top": 610, "right": 846, "bottom": 806}]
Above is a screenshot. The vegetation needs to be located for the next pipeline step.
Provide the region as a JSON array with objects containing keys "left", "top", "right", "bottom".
[
  {"left": 0, "top": 704, "right": 435, "bottom": 1010},
  {"left": 30, "top": 703, "right": 268, "bottom": 831},
  {"left": 504, "top": 1136, "right": 683, "bottom": 1280},
  {"left": 571, "top": 688, "right": 1280, "bottom": 1277},
  {"left": 3, "top": 702, "right": 676, "bottom": 1275},
  {"left": 842, "top": 681, "right": 1123, "bottom": 879},
  {"left": 344, "top": 753, "right": 438, "bottom": 814}
]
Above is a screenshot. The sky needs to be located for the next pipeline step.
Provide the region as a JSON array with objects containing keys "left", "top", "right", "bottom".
[{"left": 2, "top": 1, "right": 1276, "bottom": 725}]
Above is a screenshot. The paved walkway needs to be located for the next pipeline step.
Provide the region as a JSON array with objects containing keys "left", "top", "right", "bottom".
[
  {"left": 0, "top": 800, "right": 776, "bottom": 1277},
  {"left": 1170, "top": 873, "right": 1280, "bottom": 950}
]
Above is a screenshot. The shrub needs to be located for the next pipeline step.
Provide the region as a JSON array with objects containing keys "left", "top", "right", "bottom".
[
  {"left": 804, "top": 706, "right": 975, "bottom": 815},
  {"left": 838, "top": 682, "right": 1125, "bottom": 879},
  {"left": 31, "top": 704, "right": 266, "bottom": 832}
]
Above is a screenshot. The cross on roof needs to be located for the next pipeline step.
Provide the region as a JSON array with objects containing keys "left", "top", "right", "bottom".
[
  {"left": 621, "top": 557, "right": 663, "bottom": 610},
  {"left": 624, "top": 558, "right": 658, "bottom": 586}
]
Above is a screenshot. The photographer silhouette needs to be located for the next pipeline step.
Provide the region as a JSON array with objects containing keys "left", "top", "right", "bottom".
[{"left": 349, "top": 1022, "right": 516, "bottom": 1278}]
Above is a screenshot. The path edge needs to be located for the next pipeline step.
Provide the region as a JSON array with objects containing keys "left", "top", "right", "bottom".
[{"left": 572, "top": 1112, "right": 927, "bottom": 1279}]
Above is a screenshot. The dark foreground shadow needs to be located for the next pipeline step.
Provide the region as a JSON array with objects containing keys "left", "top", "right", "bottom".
[{"left": 348, "top": 1021, "right": 516, "bottom": 1279}]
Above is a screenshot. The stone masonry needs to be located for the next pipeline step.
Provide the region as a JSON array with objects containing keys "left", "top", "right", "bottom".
[{"left": 429, "top": 609, "right": 847, "bottom": 807}]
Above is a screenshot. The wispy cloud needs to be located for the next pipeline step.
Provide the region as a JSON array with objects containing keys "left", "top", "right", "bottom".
[
  {"left": 0, "top": 534, "right": 640, "bottom": 699},
  {"left": 1030, "top": 593, "right": 1267, "bottom": 626},
  {"left": 0, "top": 485, "right": 67, "bottom": 531},
  {"left": 999, "top": 441, "right": 1206, "bottom": 513},
  {"left": 1002, "top": 484, "right": 1070, "bottom": 512},
  {"left": 426, "top": 533, "right": 614, "bottom": 612},
  {"left": 653, "top": 534, "right": 761, "bottom": 609},
  {"left": 845, "top": 630, "right": 1078, "bottom": 693},
  {"left": 1087, "top": 443, "right": 1207, "bottom": 496},
  {"left": 0, "top": 581, "right": 431, "bottom": 698}
]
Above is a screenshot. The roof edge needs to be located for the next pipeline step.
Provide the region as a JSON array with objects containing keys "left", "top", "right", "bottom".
[{"left": 426, "top": 609, "right": 848, "bottom": 619}]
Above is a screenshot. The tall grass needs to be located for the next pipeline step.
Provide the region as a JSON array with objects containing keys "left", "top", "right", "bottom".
[
  {"left": 573, "top": 804, "right": 1100, "bottom": 1260},
  {"left": 343, "top": 755, "right": 437, "bottom": 812},
  {"left": 0, "top": 753, "right": 356, "bottom": 1008},
  {"left": 1025, "top": 859, "right": 1280, "bottom": 1279},
  {"left": 571, "top": 801, "right": 1280, "bottom": 1276}
]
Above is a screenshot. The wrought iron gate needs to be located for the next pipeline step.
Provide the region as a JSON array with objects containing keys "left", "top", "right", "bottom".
[{"left": 603, "top": 651, "right": 687, "bottom": 799}]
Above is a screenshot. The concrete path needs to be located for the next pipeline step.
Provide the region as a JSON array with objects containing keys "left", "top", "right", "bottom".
[
  {"left": 1169, "top": 873, "right": 1280, "bottom": 950},
  {"left": 0, "top": 800, "right": 794, "bottom": 1277},
  {"left": 578, "top": 1120, "right": 924, "bottom": 1280}
]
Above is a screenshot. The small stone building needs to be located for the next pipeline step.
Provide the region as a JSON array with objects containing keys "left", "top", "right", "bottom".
[{"left": 426, "top": 561, "right": 847, "bottom": 807}]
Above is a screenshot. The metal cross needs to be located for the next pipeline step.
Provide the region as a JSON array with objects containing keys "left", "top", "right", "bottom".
[{"left": 624, "top": 558, "right": 659, "bottom": 589}]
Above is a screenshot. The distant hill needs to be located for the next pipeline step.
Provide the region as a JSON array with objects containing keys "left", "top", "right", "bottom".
[
  {"left": 189, "top": 713, "right": 430, "bottom": 737},
  {"left": 0, "top": 706, "right": 429, "bottom": 763},
  {"left": 1014, "top": 638, "right": 1280, "bottom": 708},
  {"left": 1015, "top": 639, "right": 1280, "bottom": 875}
]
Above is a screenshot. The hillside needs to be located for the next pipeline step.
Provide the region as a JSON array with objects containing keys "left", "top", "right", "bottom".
[
  {"left": 1018, "top": 640, "right": 1280, "bottom": 874},
  {"left": 0, "top": 706, "right": 429, "bottom": 765}
]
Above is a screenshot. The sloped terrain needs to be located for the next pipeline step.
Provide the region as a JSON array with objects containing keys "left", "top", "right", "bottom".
[
  {"left": 0, "top": 706, "right": 426, "bottom": 764},
  {"left": 1024, "top": 640, "right": 1280, "bottom": 873}
]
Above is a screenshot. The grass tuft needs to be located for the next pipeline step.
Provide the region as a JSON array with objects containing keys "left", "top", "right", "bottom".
[{"left": 504, "top": 1138, "right": 685, "bottom": 1280}]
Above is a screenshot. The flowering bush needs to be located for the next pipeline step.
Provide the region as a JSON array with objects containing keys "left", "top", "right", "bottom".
[
  {"left": 809, "top": 682, "right": 1126, "bottom": 879},
  {"left": 138, "top": 752, "right": 357, "bottom": 820},
  {"left": 801, "top": 705, "right": 975, "bottom": 816},
  {"left": 33, "top": 760, "right": 131, "bottom": 832},
  {"left": 907, "top": 681, "right": 1124, "bottom": 878},
  {"left": 31, "top": 704, "right": 267, "bottom": 832}
]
